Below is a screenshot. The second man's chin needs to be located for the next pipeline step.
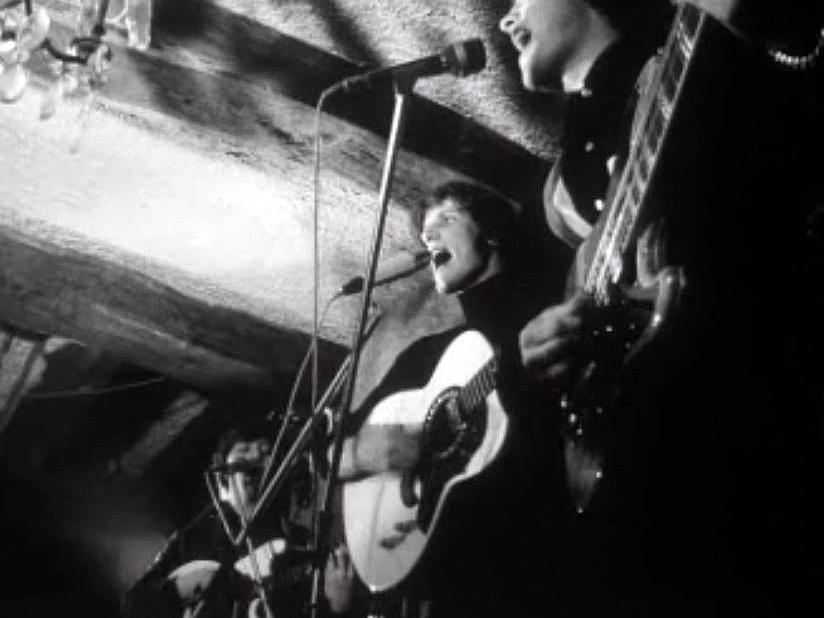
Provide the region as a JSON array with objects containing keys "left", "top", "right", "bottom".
[{"left": 433, "top": 282, "right": 453, "bottom": 295}]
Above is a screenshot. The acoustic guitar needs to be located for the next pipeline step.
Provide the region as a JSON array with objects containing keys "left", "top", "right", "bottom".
[{"left": 342, "top": 329, "right": 507, "bottom": 592}]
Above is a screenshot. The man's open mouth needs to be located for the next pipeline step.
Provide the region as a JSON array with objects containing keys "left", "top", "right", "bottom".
[
  {"left": 431, "top": 249, "right": 451, "bottom": 267},
  {"left": 512, "top": 28, "right": 530, "bottom": 52}
]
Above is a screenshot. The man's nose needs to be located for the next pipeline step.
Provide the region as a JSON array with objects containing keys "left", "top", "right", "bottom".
[
  {"left": 499, "top": 8, "right": 517, "bottom": 35},
  {"left": 420, "top": 227, "right": 439, "bottom": 244}
]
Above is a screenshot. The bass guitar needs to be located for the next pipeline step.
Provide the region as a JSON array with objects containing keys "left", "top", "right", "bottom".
[
  {"left": 558, "top": 4, "right": 755, "bottom": 512},
  {"left": 342, "top": 329, "right": 507, "bottom": 592}
]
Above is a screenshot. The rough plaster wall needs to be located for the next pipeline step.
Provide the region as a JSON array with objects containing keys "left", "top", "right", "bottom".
[
  {"left": 220, "top": 0, "right": 562, "bottom": 159},
  {"left": 0, "top": 0, "right": 562, "bottom": 353},
  {"left": 0, "top": 93, "right": 320, "bottom": 333},
  {"left": 0, "top": 72, "right": 443, "bottom": 345}
]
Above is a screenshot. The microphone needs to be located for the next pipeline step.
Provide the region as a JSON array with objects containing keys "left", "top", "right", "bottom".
[
  {"left": 339, "top": 39, "right": 486, "bottom": 92},
  {"left": 339, "top": 250, "right": 431, "bottom": 296}
]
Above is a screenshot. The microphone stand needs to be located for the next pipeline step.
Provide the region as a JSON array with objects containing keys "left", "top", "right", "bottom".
[
  {"left": 232, "top": 344, "right": 357, "bottom": 546},
  {"left": 226, "top": 75, "right": 415, "bottom": 616},
  {"left": 202, "top": 473, "right": 276, "bottom": 618},
  {"left": 225, "top": 313, "right": 381, "bottom": 560},
  {"left": 309, "top": 75, "right": 415, "bottom": 618}
]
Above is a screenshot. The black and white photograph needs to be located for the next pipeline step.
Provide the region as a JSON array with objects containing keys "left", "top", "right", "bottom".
[{"left": 0, "top": 1, "right": 822, "bottom": 616}]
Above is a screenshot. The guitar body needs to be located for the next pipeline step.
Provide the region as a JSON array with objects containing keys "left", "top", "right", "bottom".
[
  {"left": 562, "top": 258, "right": 686, "bottom": 511},
  {"left": 343, "top": 330, "right": 508, "bottom": 592}
]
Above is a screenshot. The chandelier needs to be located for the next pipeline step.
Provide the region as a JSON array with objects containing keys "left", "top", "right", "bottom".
[{"left": 0, "top": 0, "right": 151, "bottom": 119}]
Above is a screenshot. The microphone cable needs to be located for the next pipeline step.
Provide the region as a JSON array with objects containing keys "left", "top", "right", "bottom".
[
  {"left": 310, "top": 82, "right": 345, "bottom": 436},
  {"left": 255, "top": 81, "right": 345, "bottom": 506}
]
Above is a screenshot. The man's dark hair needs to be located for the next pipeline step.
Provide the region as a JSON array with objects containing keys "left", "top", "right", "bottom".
[
  {"left": 586, "top": 0, "right": 673, "bottom": 34},
  {"left": 412, "top": 181, "right": 522, "bottom": 252},
  {"left": 212, "top": 418, "right": 274, "bottom": 467}
]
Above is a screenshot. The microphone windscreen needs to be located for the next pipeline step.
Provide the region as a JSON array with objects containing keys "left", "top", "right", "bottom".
[{"left": 444, "top": 39, "right": 486, "bottom": 77}]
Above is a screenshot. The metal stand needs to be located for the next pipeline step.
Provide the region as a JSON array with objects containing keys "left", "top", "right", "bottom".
[
  {"left": 221, "top": 76, "right": 415, "bottom": 618},
  {"left": 309, "top": 78, "right": 415, "bottom": 618},
  {"left": 202, "top": 472, "right": 276, "bottom": 618},
  {"left": 202, "top": 334, "right": 374, "bottom": 618}
]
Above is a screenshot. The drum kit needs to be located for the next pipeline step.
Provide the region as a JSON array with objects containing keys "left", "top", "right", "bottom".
[
  {"left": 161, "top": 400, "right": 344, "bottom": 618},
  {"left": 166, "top": 537, "right": 313, "bottom": 618}
]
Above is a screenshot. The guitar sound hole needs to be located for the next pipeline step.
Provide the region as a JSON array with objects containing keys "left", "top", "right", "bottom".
[
  {"left": 424, "top": 388, "right": 466, "bottom": 460},
  {"left": 415, "top": 389, "right": 487, "bottom": 530}
]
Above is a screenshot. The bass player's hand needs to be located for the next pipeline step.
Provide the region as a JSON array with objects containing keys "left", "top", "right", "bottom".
[{"left": 519, "top": 293, "right": 590, "bottom": 390}]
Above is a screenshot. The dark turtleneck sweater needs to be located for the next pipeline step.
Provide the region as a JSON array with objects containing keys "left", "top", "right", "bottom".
[
  {"left": 350, "top": 271, "right": 547, "bottom": 430},
  {"left": 458, "top": 273, "right": 539, "bottom": 369}
]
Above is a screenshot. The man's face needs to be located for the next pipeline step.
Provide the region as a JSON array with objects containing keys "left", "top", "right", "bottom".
[
  {"left": 219, "top": 438, "right": 270, "bottom": 518},
  {"left": 499, "top": 0, "right": 592, "bottom": 91},
  {"left": 420, "top": 199, "right": 500, "bottom": 295}
]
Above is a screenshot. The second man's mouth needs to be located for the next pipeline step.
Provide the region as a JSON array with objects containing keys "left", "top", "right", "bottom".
[
  {"left": 512, "top": 27, "right": 531, "bottom": 53},
  {"left": 431, "top": 249, "right": 452, "bottom": 267}
]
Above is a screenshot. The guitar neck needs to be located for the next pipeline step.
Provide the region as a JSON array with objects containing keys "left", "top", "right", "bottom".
[
  {"left": 585, "top": 4, "right": 708, "bottom": 300},
  {"left": 459, "top": 358, "right": 497, "bottom": 411}
]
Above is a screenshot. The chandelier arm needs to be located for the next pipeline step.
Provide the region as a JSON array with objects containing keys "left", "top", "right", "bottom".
[{"left": 15, "top": 0, "right": 110, "bottom": 65}]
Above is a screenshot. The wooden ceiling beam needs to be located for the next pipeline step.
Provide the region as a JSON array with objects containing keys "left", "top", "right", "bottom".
[
  {"left": 148, "top": 0, "right": 547, "bottom": 205},
  {"left": 0, "top": 0, "right": 546, "bottom": 397},
  {"left": 0, "top": 224, "right": 344, "bottom": 393}
]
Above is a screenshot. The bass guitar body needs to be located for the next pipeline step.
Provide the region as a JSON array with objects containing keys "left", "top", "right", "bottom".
[
  {"left": 562, "top": 249, "right": 686, "bottom": 513},
  {"left": 556, "top": 5, "right": 734, "bottom": 512},
  {"left": 343, "top": 330, "right": 507, "bottom": 592}
]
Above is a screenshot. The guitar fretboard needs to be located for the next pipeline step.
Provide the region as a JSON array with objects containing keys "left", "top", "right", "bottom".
[
  {"left": 458, "top": 358, "right": 497, "bottom": 412},
  {"left": 586, "top": 4, "right": 706, "bottom": 302}
]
